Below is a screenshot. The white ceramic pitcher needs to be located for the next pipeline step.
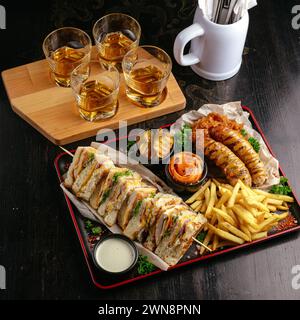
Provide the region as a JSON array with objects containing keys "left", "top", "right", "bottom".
[{"left": 173, "top": 3, "right": 249, "bottom": 81}]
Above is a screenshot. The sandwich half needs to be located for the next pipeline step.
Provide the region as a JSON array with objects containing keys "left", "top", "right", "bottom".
[
  {"left": 91, "top": 167, "right": 129, "bottom": 213},
  {"left": 143, "top": 193, "right": 183, "bottom": 251},
  {"left": 64, "top": 147, "right": 84, "bottom": 188},
  {"left": 155, "top": 210, "right": 206, "bottom": 266},
  {"left": 123, "top": 196, "right": 153, "bottom": 240},
  {"left": 64, "top": 147, "right": 96, "bottom": 189},
  {"left": 77, "top": 155, "right": 115, "bottom": 201},
  {"left": 118, "top": 187, "right": 157, "bottom": 230},
  {"left": 102, "top": 171, "right": 143, "bottom": 226}
]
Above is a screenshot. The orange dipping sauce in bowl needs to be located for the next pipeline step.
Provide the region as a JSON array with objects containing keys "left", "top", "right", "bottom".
[{"left": 169, "top": 152, "right": 204, "bottom": 185}]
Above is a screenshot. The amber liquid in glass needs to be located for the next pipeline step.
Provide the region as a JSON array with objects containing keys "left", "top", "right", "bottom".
[
  {"left": 77, "top": 80, "right": 118, "bottom": 121},
  {"left": 51, "top": 46, "right": 86, "bottom": 87},
  {"left": 125, "top": 65, "right": 165, "bottom": 107},
  {"left": 98, "top": 32, "right": 134, "bottom": 70}
]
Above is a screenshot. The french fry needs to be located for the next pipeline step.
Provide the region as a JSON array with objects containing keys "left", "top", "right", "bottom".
[
  {"left": 241, "top": 189, "right": 249, "bottom": 199},
  {"left": 215, "top": 191, "right": 231, "bottom": 209},
  {"left": 205, "top": 182, "right": 216, "bottom": 216},
  {"left": 207, "top": 223, "right": 244, "bottom": 244},
  {"left": 195, "top": 201, "right": 204, "bottom": 212},
  {"left": 190, "top": 200, "right": 201, "bottom": 210},
  {"left": 263, "top": 198, "right": 269, "bottom": 206},
  {"left": 227, "top": 208, "right": 239, "bottom": 225},
  {"left": 232, "top": 205, "right": 259, "bottom": 228},
  {"left": 222, "top": 184, "right": 234, "bottom": 191},
  {"left": 239, "top": 179, "right": 256, "bottom": 196},
  {"left": 255, "top": 195, "right": 266, "bottom": 202},
  {"left": 257, "top": 216, "right": 278, "bottom": 231},
  {"left": 228, "top": 182, "right": 241, "bottom": 208},
  {"left": 256, "top": 212, "right": 265, "bottom": 224},
  {"left": 187, "top": 177, "right": 295, "bottom": 251},
  {"left": 244, "top": 197, "right": 269, "bottom": 212},
  {"left": 204, "top": 188, "right": 210, "bottom": 206},
  {"left": 275, "top": 212, "right": 289, "bottom": 220},
  {"left": 221, "top": 204, "right": 227, "bottom": 213},
  {"left": 200, "top": 202, "right": 207, "bottom": 213},
  {"left": 267, "top": 198, "right": 283, "bottom": 206},
  {"left": 220, "top": 222, "right": 251, "bottom": 242},
  {"left": 238, "top": 200, "right": 259, "bottom": 216},
  {"left": 212, "top": 178, "right": 222, "bottom": 187},
  {"left": 212, "top": 234, "right": 219, "bottom": 251},
  {"left": 200, "top": 229, "right": 213, "bottom": 255},
  {"left": 240, "top": 224, "right": 252, "bottom": 241},
  {"left": 261, "top": 223, "right": 277, "bottom": 232},
  {"left": 186, "top": 179, "right": 211, "bottom": 204},
  {"left": 277, "top": 205, "right": 289, "bottom": 211},
  {"left": 267, "top": 205, "right": 277, "bottom": 212},
  {"left": 252, "top": 231, "right": 268, "bottom": 240},
  {"left": 253, "top": 189, "right": 294, "bottom": 203},
  {"left": 212, "top": 207, "right": 237, "bottom": 226}
]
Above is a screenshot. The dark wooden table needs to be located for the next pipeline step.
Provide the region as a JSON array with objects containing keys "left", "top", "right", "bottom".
[{"left": 0, "top": 0, "right": 300, "bottom": 300}]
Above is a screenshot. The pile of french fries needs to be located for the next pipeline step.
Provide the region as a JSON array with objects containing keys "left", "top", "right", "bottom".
[{"left": 186, "top": 179, "right": 294, "bottom": 255}]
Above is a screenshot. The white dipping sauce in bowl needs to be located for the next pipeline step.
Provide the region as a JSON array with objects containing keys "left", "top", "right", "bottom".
[{"left": 94, "top": 236, "right": 137, "bottom": 273}]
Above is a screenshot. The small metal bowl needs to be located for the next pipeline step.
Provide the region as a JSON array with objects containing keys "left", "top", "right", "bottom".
[
  {"left": 164, "top": 159, "right": 208, "bottom": 193},
  {"left": 92, "top": 234, "right": 138, "bottom": 275}
]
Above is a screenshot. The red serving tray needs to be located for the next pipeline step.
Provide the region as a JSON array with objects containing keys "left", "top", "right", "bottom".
[{"left": 54, "top": 106, "right": 300, "bottom": 289}]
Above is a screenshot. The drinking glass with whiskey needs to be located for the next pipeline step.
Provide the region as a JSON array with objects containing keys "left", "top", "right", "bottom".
[
  {"left": 43, "top": 27, "right": 92, "bottom": 87},
  {"left": 93, "top": 13, "right": 141, "bottom": 72},
  {"left": 122, "top": 46, "right": 172, "bottom": 107},
  {"left": 71, "top": 61, "right": 119, "bottom": 122}
]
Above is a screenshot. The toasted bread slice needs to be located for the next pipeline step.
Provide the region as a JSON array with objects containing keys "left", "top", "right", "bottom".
[
  {"left": 77, "top": 157, "right": 115, "bottom": 201},
  {"left": 103, "top": 174, "right": 143, "bottom": 227},
  {"left": 118, "top": 187, "right": 157, "bottom": 230},
  {"left": 94, "top": 167, "right": 129, "bottom": 216},
  {"left": 155, "top": 211, "right": 206, "bottom": 266},
  {"left": 64, "top": 147, "right": 84, "bottom": 188},
  {"left": 72, "top": 158, "right": 99, "bottom": 195},
  {"left": 123, "top": 197, "right": 153, "bottom": 240},
  {"left": 143, "top": 193, "right": 183, "bottom": 251}
]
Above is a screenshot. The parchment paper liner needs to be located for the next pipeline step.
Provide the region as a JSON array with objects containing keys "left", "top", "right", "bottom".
[
  {"left": 170, "top": 101, "right": 280, "bottom": 188},
  {"left": 60, "top": 142, "right": 178, "bottom": 271}
]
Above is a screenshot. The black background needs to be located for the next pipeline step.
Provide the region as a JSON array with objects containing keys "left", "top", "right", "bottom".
[{"left": 0, "top": 0, "right": 300, "bottom": 299}]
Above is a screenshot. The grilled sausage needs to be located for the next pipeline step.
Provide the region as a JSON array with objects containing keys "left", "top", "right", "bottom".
[
  {"left": 205, "top": 137, "right": 252, "bottom": 186},
  {"left": 209, "top": 126, "right": 267, "bottom": 186}
]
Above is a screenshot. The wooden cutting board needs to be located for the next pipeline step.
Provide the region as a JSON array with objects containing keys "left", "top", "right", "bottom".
[{"left": 1, "top": 48, "right": 186, "bottom": 145}]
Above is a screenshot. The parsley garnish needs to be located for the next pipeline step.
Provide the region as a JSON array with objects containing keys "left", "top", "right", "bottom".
[
  {"left": 91, "top": 226, "right": 102, "bottom": 235},
  {"left": 84, "top": 152, "right": 95, "bottom": 168},
  {"left": 85, "top": 220, "right": 93, "bottom": 230},
  {"left": 270, "top": 176, "right": 292, "bottom": 195},
  {"left": 280, "top": 176, "right": 288, "bottom": 185},
  {"left": 240, "top": 129, "right": 260, "bottom": 153},
  {"left": 84, "top": 220, "right": 102, "bottom": 236},
  {"left": 240, "top": 129, "right": 247, "bottom": 137},
  {"left": 196, "top": 231, "right": 207, "bottom": 243},
  {"left": 248, "top": 137, "right": 260, "bottom": 153},
  {"left": 133, "top": 200, "right": 142, "bottom": 216},
  {"left": 87, "top": 152, "right": 95, "bottom": 164},
  {"left": 137, "top": 255, "right": 156, "bottom": 275}
]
